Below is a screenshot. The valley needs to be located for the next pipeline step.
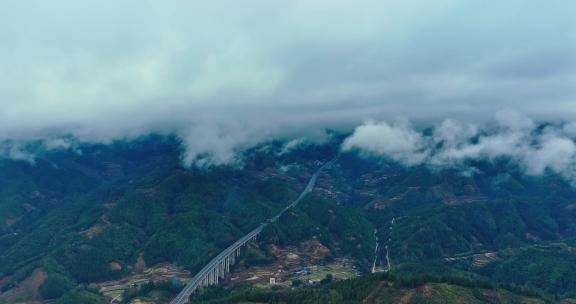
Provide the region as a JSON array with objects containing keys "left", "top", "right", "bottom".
[{"left": 2, "top": 137, "right": 576, "bottom": 303}]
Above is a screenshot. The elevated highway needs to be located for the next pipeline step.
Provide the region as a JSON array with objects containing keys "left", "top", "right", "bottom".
[{"left": 170, "top": 159, "right": 335, "bottom": 303}]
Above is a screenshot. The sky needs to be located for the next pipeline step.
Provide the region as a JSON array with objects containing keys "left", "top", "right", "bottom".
[{"left": 0, "top": 0, "right": 575, "bottom": 166}]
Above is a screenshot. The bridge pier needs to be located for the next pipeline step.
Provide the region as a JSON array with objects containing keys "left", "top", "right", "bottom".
[{"left": 170, "top": 159, "right": 334, "bottom": 304}]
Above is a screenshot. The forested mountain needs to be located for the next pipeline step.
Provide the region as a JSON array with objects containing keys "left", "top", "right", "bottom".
[
  {"left": 1, "top": 135, "right": 576, "bottom": 303},
  {"left": 194, "top": 272, "right": 551, "bottom": 304}
]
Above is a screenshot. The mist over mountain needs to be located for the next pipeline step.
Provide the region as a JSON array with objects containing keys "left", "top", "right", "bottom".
[
  {"left": 2, "top": 135, "right": 576, "bottom": 303},
  {"left": 343, "top": 110, "right": 576, "bottom": 184},
  {"left": 2, "top": 1, "right": 576, "bottom": 303},
  {"left": 1, "top": 1, "right": 576, "bottom": 167}
]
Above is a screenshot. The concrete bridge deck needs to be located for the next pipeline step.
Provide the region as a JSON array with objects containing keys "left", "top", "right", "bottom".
[{"left": 170, "top": 159, "right": 335, "bottom": 303}]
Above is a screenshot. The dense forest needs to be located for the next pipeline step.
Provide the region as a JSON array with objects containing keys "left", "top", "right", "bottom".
[
  {"left": 1, "top": 135, "right": 576, "bottom": 303},
  {"left": 192, "top": 272, "right": 551, "bottom": 304}
]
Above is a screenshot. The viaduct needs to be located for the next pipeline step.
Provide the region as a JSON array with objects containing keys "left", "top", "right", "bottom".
[{"left": 170, "top": 159, "right": 335, "bottom": 304}]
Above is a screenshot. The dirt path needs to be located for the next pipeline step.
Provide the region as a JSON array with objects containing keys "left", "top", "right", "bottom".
[
  {"left": 372, "top": 217, "right": 395, "bottom": 273},
  {"left": 362, "top": 281, "right": 387, "bottom": 304},
  {"left": 109, "top": 293, "right": 121, "bottom": 304},
  {"left": 384, "top": 217, "right": 395, "bottom": 272},
  {"left": 371, "top": 229, "right": 379, "bottom": 273}
]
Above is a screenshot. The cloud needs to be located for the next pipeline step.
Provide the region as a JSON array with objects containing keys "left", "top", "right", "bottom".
[
  {"left": 526, "top": 136, "right": 576, "bottom": 176},
  {"left": 341, "top": 120, "right": 428, "bottom": 165},
  {"left": 0, "top": 1, "right": 575, "bottom": 165},
  {"left": 179, "top": 120, "right": 273, "bottom": 168},
  {"left": 564, "top": 122, "right": 576, "bottom": 137},
  {"left": 0, "top": 137, "right": 76, "bottom": 163},
  {"left": 343, "top": 111, "right": 576, "bottom": 182}
]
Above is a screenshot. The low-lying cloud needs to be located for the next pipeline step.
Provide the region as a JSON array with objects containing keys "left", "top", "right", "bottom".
[
  {"left": 341, "top": 119, "right": 427, "bottom": 166},
  {"left": 343, "top": 110, "right": 576, "bottom": 182},
  {"left": 0, "top": 1, "right": 575, "bottom": 166}
]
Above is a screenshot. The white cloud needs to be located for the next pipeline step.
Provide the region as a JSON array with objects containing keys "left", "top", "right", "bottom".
[
  {"left": 179, "top": 120, "right": 273, "bottom": 168},
  {"left": 495, "top": 109, "right": 535, "bottom": 132},
  {"left": 343, "top": 111, "right": 576, "bottom": 183},
  {"left": 526, "top": 136, "right": 576, "bottom": 176},
  {"left": 433, "top": 119, "right": 478, "bottom": 148},
  {"left": 0, "top": 1, "right": 575, "bottom": 165},
  {"left": 564, "top": 122, "right": 576, "bottom": 137},
  {"left": 342, "top": 119, "right": 428, "bottom": 165}
]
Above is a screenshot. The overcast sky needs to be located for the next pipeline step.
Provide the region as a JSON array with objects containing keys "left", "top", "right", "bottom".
[{"left": 1, "top": 0, "right": 575, "bottom": 165}]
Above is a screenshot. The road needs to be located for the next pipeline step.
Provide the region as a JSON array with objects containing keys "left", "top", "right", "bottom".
[
  {"left": 384, "top": 217, "right": 395, "bottom": 272},
  {"left": 109, "top": 294, "right": 121, "bottom": 304},
  {"left": 170, "top": 158, "right": 336, "bottom": 304},
  {"left": 371, "top": 229, "right": 379, "bottom": 273},
  {"left": 270, "top": 158, "right": 336, "bottom": 223},
  {"left": 372, "top": 217, "right": 395, "bottom": 273},
  {"left": 170, "top": 225, "right": 264, "bottom": 304}
]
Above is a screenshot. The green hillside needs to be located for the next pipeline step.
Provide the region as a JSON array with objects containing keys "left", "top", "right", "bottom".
[
  {"left": 192, "top": 272, "right": 551, "bottom": 304},
  {"left": 2, "top": 136, "right": 576, "bottom": 303}
]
